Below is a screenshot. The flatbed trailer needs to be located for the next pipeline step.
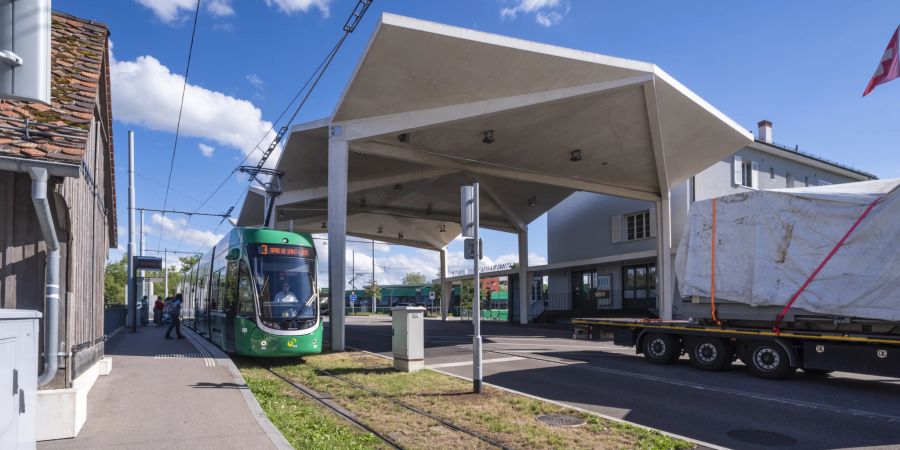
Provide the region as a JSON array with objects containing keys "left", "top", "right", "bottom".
[{"left": 572, "top": 318, "right": 900, "bottom": 379}]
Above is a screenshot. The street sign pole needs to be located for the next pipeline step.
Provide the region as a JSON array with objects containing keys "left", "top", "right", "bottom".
[
  {"left": 472, "top": 182, "right": 482, "bottom": 393},
  {"left": 462, "top": 183, "right": 482, "bottom": 393}
]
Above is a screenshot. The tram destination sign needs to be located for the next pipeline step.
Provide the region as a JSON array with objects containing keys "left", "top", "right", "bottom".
[
  {"left": 258, "top": 244, "right": 311, "bottom": 257},
  {"left": 133, "top": 256, "right": 162, "bottom": 271}
]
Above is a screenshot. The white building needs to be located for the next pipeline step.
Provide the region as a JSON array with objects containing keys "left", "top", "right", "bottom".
[{"left": 533, "top": 121, "right": 876, "bottom": 322}]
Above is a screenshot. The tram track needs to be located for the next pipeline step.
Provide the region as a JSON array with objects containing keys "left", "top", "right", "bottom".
[
  {"left": 258, "top": 363, "right": 403, "bottom": 450},
  {"left": 259, "top": 360, "right": 511, "bottom": 450}
]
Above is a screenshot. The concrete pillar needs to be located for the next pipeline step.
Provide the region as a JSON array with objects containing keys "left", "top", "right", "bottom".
[
  {"left": 328, "top": 133, "right": 348, "bottom": 351},
  {"left": 517, "top": 227, "right": 528, "bottom": 325},
  {"left": 656, "top": 193, "right": 674, "bottom": 320},
  {"left": 440, "top": 247, "right": 449, "bottom": 320}
]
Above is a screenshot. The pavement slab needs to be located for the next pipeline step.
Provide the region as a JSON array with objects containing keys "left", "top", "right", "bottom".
[{"left": 38, "top": 324, "right": 277, "bottom": 450}]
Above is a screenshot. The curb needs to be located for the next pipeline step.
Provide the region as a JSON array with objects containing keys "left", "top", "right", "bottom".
[
  {"left": 183, "top": 327, "right": 293, "bottom": 450},
  {"left": 347, "top": 346, "right": 725, "bottom": 450}
]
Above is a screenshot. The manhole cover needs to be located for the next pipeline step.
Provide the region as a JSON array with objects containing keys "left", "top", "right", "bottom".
[
  {"left": 727, "top": 429, "right": 797, "bottom": 447},
  {"left": 536, "top": 414, "right": 586, "bottom": 427}
]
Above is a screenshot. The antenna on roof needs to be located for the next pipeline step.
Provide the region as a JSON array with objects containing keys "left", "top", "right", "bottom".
[{"left": 0, "top": 0, "right": 52, "bottom": 104}]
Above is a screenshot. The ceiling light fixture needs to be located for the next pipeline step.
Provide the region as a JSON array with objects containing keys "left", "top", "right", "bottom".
[
  {"left": 570, "top": 149, "right": 582, "bottom": 162},
  {"left": 360, "top": 198, "right": 367, "bottom": 208},
  {"left": 397, "top": 133, "right": 409, "bottom": 143},
  {"left": 439, "top": 224, "right": 446, "bottom": 233},
  {"left": 425, "top": 205, "right": 432, "bottom": 215},
  {"left": 528, "top": 196, "right": 536, "bottom": 206},
  {"left": 394, "top": 184, "right": 402, "bottom": 190},
  {"left": 398, "top": 232, "right": 404, "bottom": 239},
  {"left": 482, "top": 129, "right": 495, "bottom": 144},
  {"left": 378, "top": 225, "right": 383, "bottom": 234},
  {"left": 321, "top": 222, "right": 327, "bottom": 229}
]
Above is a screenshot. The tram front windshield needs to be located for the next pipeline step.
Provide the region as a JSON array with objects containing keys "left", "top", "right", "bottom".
[{"left": 251, "top": 255, "right": 316, "bottom": 323}]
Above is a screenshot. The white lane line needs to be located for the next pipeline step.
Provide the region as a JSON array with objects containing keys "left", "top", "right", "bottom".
[
  {"left": 427, "top": 356, "right": 524, "bottom": 369},
  {"left": 564, "top": 360, "right": 900, "bottom": 423}
]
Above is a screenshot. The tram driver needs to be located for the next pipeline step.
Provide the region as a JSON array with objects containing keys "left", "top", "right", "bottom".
[{"left": 274, "top": 281, "right": 298, "bottom": 303}]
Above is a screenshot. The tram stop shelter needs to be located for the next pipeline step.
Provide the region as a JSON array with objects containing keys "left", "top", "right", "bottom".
[{"left": 237, "top": 14, "right": 751, "bottom": 351}]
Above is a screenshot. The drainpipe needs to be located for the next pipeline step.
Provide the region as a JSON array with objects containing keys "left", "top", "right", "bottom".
[{"left": 29, "top": 166, "right": 61, "bottom": 386}]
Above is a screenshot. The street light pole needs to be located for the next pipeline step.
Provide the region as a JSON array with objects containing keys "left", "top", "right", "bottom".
[{"left": 127, "top": 131, "right": 137, "bottom": 333}]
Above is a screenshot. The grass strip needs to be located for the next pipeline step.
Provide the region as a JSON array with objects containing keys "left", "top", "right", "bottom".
[
  {"left": 240, "top": 353, "right": 693, "bottom": 450},
  {"left": 241, "top": 365, "right": 389, "bottom": 450}
]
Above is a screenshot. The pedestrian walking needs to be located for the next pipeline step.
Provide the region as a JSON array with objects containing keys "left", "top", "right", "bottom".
[
  {"left": 153, "top": 296, "right": 164, "bottom": 325},
  {"left": 164, "top": 293, "right": 185, "bottom": 339}
]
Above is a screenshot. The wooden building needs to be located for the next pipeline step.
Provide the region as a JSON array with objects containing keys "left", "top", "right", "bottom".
[{"left": 0, "top": 11, "right": 115, "bottom": 438}]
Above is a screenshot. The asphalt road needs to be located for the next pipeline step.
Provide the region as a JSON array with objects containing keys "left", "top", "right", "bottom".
[{"left": 338, "top": 315, "right": 900, "bottom": 450}]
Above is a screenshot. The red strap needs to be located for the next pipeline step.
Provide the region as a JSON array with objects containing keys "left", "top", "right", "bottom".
[{"left": 773, "top": 195, "right": 885, "bottom": 333}]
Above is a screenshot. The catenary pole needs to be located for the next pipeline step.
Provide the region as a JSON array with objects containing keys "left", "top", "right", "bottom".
[
  {"left": 472, "top": 182, "right": 482, "bottom": 393},
  {"left": 140, "top": 209, "right": 145, "bottom": 303},
  {"left": 128, "top": 131, "right": 137, "bottom": 332}
]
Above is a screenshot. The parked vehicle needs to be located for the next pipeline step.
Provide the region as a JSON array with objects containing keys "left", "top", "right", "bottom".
[{"left": 575, "top": 180, "right": 900, "bottom": 379}]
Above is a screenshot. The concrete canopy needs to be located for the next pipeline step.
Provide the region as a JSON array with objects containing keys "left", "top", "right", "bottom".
[{"left": 236, "top": 13, "right": 752, "bottom": 346}]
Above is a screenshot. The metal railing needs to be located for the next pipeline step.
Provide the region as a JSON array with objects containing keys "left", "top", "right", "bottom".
[{"left": 104, "top": 305, "right": 127, "bottom": 335}]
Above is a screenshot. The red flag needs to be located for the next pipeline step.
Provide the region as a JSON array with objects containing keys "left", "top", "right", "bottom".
[{"left": 863, "top": 26, "right": 900, "bottom": 96}]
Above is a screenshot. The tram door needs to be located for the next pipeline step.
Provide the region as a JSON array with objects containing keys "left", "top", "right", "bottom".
[{"left": 224, "top": 261, "right": 238, "bottom": 352}]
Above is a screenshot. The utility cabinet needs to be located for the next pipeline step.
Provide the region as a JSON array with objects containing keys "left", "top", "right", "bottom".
[
  {"left": 391, "top": 306, "right": 425, "bottom": 372},
  {"left": 0, "top": 309, "right": 40, "bottom": 450}
]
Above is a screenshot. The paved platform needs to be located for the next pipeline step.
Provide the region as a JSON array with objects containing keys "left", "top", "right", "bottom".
[{"left": 38, "top": 323, "right": 287, "bottom": 450}]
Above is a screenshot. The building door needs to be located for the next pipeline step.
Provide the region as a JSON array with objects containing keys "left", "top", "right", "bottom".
[
  {"left": 622, "top": 263, "right": 656, "bottom": 310},
  {"left": 571, "top": 270, "right": 596, "bottom": 315}
]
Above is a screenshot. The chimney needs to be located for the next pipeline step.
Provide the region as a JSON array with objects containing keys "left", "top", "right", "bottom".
[{"left": 758, "top": 120, "right": 773, "bottom": 144}]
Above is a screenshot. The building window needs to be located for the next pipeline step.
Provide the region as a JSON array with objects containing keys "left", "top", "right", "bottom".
[
  {"left": 769, "top": 166, "right": 775, "bottom": 181},
  {"left": 741, "top": 160, "right": 753, "bottom": 187},
  {"left": 625, "top": 211, "right": 651, "bottom": 241},
  {"left": 622, "top": 263, "right": 656, "bottom": 309},
  {"left": 733, "top": 155, "right": 757, "bottom": 188}
]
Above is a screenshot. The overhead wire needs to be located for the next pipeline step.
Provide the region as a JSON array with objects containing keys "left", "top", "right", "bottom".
[{"left": 157, "top": 0, "right": 202, "bottom": 252}]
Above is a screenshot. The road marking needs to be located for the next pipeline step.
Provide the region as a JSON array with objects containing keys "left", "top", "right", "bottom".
[
  {"left": 183, "top": 333, "right": 217, "bottom": 367},
  {"left": 427, "top": 356, "right": 523, "bottom": 369}
]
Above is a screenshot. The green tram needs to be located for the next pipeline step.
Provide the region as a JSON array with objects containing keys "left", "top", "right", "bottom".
[{"left": 179, "top": 228, "right": 323, "bottom": 356}]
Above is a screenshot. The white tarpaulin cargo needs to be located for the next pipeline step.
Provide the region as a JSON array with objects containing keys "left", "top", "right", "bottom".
[{"left": 675, "top": 179, "right": 900, "bottom": 321}]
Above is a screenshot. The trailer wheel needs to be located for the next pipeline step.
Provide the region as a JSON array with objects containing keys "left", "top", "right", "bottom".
[
  {"left": 641, "top": 333, "right": 681, "bottom": 364},
  {"left": 746, "top": 342, "right": 796, "bottom": 379},
  {"left": 687, "top": 337, "right": 733, "bottom": 371}
]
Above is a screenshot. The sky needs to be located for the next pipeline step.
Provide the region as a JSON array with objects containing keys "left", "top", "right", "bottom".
[{"left": 55, "top": 0, "right": 900, "bottom": 285}]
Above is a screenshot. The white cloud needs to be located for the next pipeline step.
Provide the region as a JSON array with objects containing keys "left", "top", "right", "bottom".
[
  {"left": 147, "top": 213, "right": 226, "bottom": 248},
  {"left": 246, "top": 73, "right": 264, "bottom": 90},
  {"left": 198, "top": 143, "right": 215, "bottom": 157},
  {"left": 206, "top": 0, "right": 235, "bottom": 16},
  {"left": 265, "top": 0, "right": 331, "bottom": 17},
  {"left": 111, "top": 54, "right": 277, "bottom": 164},
  {"left": 499, "top": 0, "right": 569, "bottom": 27},
  {"left": 136, "top": 0, "right": 234, "bottom": 23}
]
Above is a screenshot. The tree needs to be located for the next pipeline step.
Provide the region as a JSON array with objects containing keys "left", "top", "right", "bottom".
[
  {"left": 178, "top": 254, "right": 200, "bottom": 272},
  {"left": 364, "top": 279, "right": 381, "bottom": 307},
  {"left": 104, "top": 255, "right": 128, "bottom": 305},
  {"left": 402, "top": 272, "right": 426, "bottom": 285}
]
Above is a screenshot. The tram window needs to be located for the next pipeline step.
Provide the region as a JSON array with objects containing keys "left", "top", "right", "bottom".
[
  {"left": 224, "top": 262, "right": 237, "bottom": 312},
  {"left": 210, "top": 271, "right": 220, "bottom": 311},
  {"left": 238, "top": 263, "right": 255, "bottom": 316}
]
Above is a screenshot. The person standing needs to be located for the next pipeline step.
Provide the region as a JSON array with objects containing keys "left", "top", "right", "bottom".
[
  {"left": 165, "top": 293, "right": 185, "bottom": 339},
  {"left": 153, "top": 296, "right": 164, "bottom": 325}
]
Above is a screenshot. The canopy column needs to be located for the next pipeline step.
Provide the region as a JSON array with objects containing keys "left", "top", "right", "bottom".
[
  {"left": 328, "top": 131, "right": 348, "bottom": 351},
  {"left": 440, "top": 247, "right": 450, "bottom": 320},
  {"left": 656, "top": 193, "right": 674, "bottom": 320},
  {"left": 517, "top": 227, "right": 528, "bottom": 325}
]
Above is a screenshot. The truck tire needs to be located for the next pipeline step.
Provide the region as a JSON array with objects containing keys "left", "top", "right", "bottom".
[
  {"left": 746, "top": 342, "right": 796, "bottom": 379},
  {"left": 688, "top": 337, "right": 733, "bottom": 371},
  {"left": 641, "top": 333, "right": 681, "bottom": 364}
]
